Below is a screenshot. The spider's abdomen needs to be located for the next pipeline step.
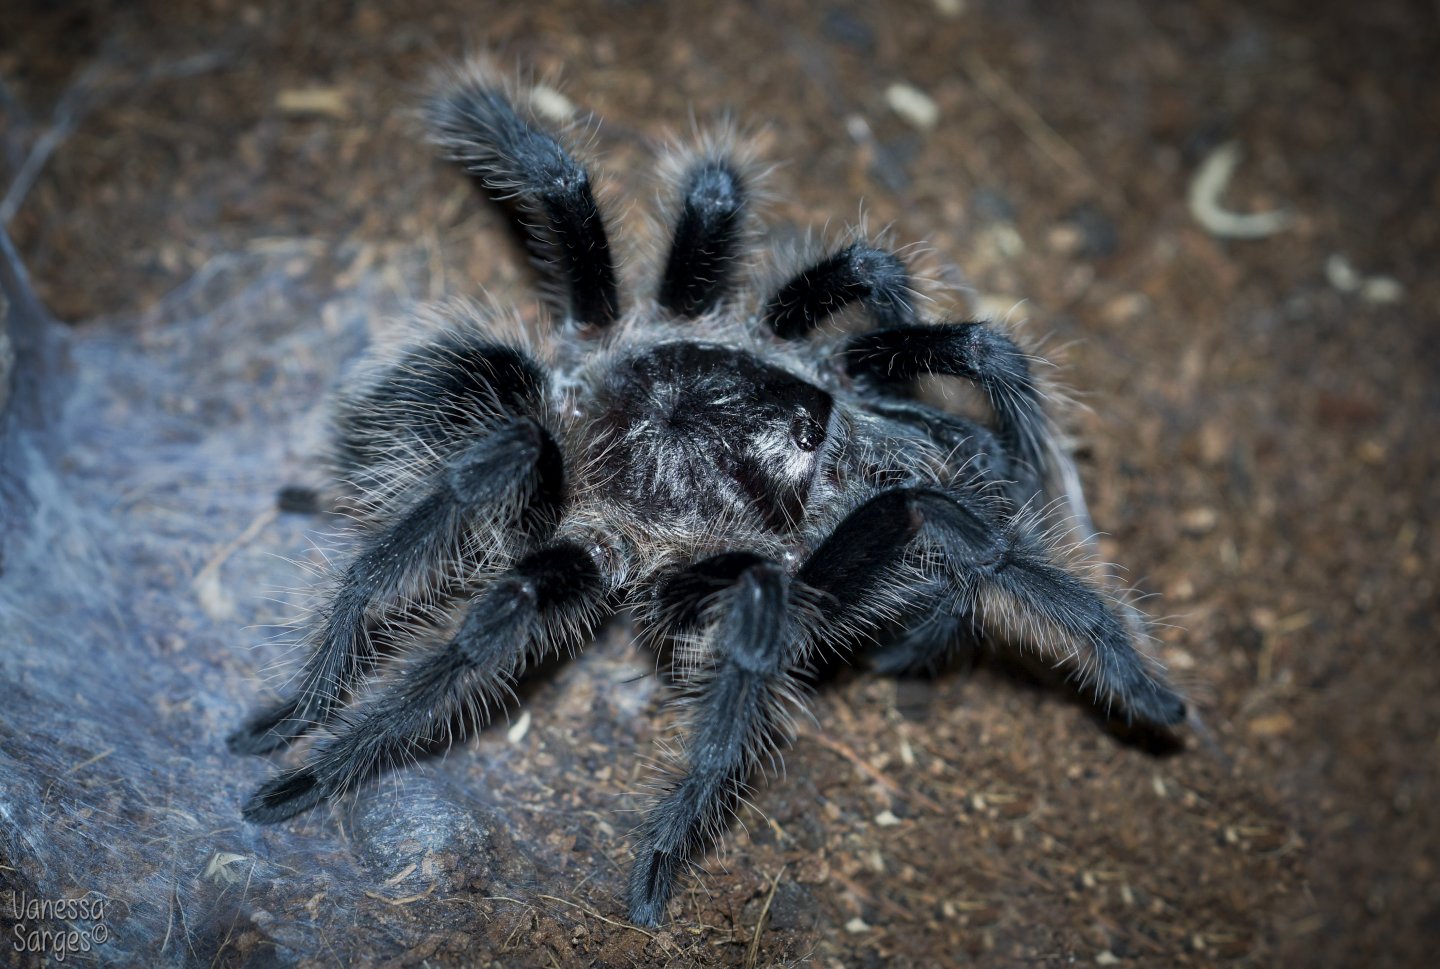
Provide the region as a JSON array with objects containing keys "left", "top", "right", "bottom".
[{"left": 590, "top": 341, "right": 835, "bottom": 534}]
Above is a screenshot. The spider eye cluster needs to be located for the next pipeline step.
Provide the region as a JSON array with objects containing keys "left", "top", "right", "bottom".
[{"left": 789, "top": 411, "right": 826, "bottom": 452}]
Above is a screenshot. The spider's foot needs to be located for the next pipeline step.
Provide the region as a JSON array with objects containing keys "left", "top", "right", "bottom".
[
  {"left": 1128, "top": 678, "right": 1188, "bottom": 728},
  {"left": 276, "top": 484, "right": 323, "bottom": 514},
  {"left": 626, "top": 849, "right": 682, "bottom": 928},
  {"left": 227, "top": 698, "right": 309, "bottom": 755},
  {"left": 242, "top": 766, "right": 328, "bottom": 824}
]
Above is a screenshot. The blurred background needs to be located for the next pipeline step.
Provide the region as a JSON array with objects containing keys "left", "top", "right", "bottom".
[{"left": 1, "top": 1, "right": 1435, "bottom": 966}]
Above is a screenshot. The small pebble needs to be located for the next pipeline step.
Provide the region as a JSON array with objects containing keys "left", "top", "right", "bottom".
[
  {"left": 1325, "top": 254, "right": 1361, "bottom": 292},
  {"left": 1180, "top": 507, "right": 1218, "bottom": 535},
  {"left": 507, "top": 710, "right": 532, "bottom": 744},
  {"left": 1326, "top": 253, "right": 1404, "bottom": 303},
  {"left": 886, "top": 83, "right": 939, "bottom": 131},
  {"left": 1360, "top": 276, "right": 1404, "bottom": 304},
  {"left": 276, "top": 87, "right": 350, "bottom": 118},
  {"left": 529, "top": 85, "right": 575, "bottom": 123}
]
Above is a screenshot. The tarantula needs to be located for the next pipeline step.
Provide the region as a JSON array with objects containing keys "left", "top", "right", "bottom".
[{"left": 229, "top": 62, "right": 1186, "bottom": 927}]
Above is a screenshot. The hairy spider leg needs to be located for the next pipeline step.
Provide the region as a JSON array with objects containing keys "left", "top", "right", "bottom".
[
  {"left": 869, "top": 592, "right": 986, "bottom": 676},
  {"left": 843, "top": 327, "right": 1100, "bottom": 671},
  {"left": 843, "top": 322, "right": 1091, "bottom": 535},
  {"left": 242, "top": 539, "right": 611, "bottom": 823},
  {"left": 799, "top": 488, "right": 1186, "bottom": 726},
  {"left": 228, "top": 416, "right": 565, "bottom": 754},
  {"left": 658, "top": 155, "right": 748, "bottom": 318},
  {"left": 762, "top": 242, "right": 917, "bottom": 339},
  {"left": 426, "top": 75, "right": 620, "bottom": 328},
  {"left": 842, "top": 322, "right": 1054, "bottom": 490},
  {"left": 333, "top": 340, "right": 548, "bottom": 489},
  {"left": 628, "top": 556, "right": 805, "bottom": 926},
  {"left": 227, "top": 342, "right": 558, "bottom": 754}
]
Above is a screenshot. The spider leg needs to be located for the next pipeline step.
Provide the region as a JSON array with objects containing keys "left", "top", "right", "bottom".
[
  {"left": 628, "top": 555, "right": 804, "bottom": 926},
  {"left": 762, "top": 242, "right": 917, "bottom": 338},
  {"left": 658, "top": 155, "right": 748, "bottom": 318},
  {"left": 228, "top": 416, "right": 564, "bottom": 754},
  {"left": 842, "top": 322, "right": 1082, "bottom": 524},
  {"left": 863, "top": 397, "right": 1012, "bottom": 493},
  {"left": 426, "top": 70, "right": 620, "bottom": 328},
  {"left": 334, "top": 339, "right": 547, "bottom": 491},
  {"left": 242, "top": 539, "right": 611, "bottom": 823},
  {"left": 800, "top": 489, "right": 1186, "bottom": 727},
  {"left": 869, "top": 585, "right": 985, "bottom": 677}
]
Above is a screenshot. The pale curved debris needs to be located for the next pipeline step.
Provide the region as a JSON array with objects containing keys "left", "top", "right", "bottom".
[{"left": 1188, "top": 141, "right": 1295, "bottom": 239}]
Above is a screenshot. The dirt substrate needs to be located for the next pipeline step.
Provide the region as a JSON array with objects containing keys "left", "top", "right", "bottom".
[{"left": 1, "top": 1, "right": 1436, "bottom": 966}]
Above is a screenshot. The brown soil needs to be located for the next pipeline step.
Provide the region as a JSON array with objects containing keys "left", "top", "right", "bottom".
[{"left": 2, "top": 1, "right": 1436, "bottom": 966}]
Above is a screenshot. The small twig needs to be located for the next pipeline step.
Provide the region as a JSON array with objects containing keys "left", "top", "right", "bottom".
[
  {"left": 961, "top": 51, "right": 1112, "bottom": 204},
  {"left": 2, "top": 49, "right": 233, "bottom": 226},
  {"left": 362, "top": 883, "right": 436, "bottom": 906},
  {"left": 0, "top": 221, "right": 55, "bottom": 326},
  {"left": 806, "top": 731, "right": 943, "bottom": 813},
  {"left": 746, "top": 865, "right": 787, "bottom": 969},
  {"left": 0, "top": 61, "right": 106, "bottom": 226},
  {"left": 65, "top": 747, "right": 114, "bottom": 774},
  {"left": 160, "top": 875, "right": 177, "bottom": 954},
  {"left": 831, "top": 870, "right": 911, "bottom": 923},
  {"left": 191, "top": 507, "right": 278, "bottom": 589},
  {"left": 535, "top": 894, "right": 669, "bottom": 949},
  {"left": 1257, "top": 610, "right": 1312, "bottom": 684},
  {"left": 383, "top": 862, "right": 417, "bottom": 886},
  {"left": 0, "top": 76, "right": 34, "bottom": 169}
]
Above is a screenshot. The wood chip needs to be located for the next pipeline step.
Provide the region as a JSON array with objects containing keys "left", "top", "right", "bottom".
[{"left": 276, "top": 87, "right": 350, "bottom": 118}]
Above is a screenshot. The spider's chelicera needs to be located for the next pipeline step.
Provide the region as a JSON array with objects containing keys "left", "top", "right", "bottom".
[{"left": 229, "top": 62, "right": 1186, "bottom": 927}]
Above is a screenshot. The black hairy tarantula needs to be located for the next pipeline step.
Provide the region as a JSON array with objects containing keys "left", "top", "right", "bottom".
[{"left": 229, "top": 61, "right": 1186, "bottom": 927}]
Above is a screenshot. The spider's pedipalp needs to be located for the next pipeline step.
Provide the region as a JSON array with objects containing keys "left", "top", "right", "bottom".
[
  {"left": 629, "top": 557, "right": 805, "bottom": 926},
  {"left": 762, "top": 241, "right": 917, "bottom": 339},
  {"left": 842, "top": 321, "right": 1080, "bottom": 519},
  {"left": 426, "top": 65, "right": 619, "bottom": 328},
  {"left": 243, "top": 538, "right": 612, "bottom": 823},
  {"left": 658, "top": 156, "right": 748, "bottom": 318}
]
